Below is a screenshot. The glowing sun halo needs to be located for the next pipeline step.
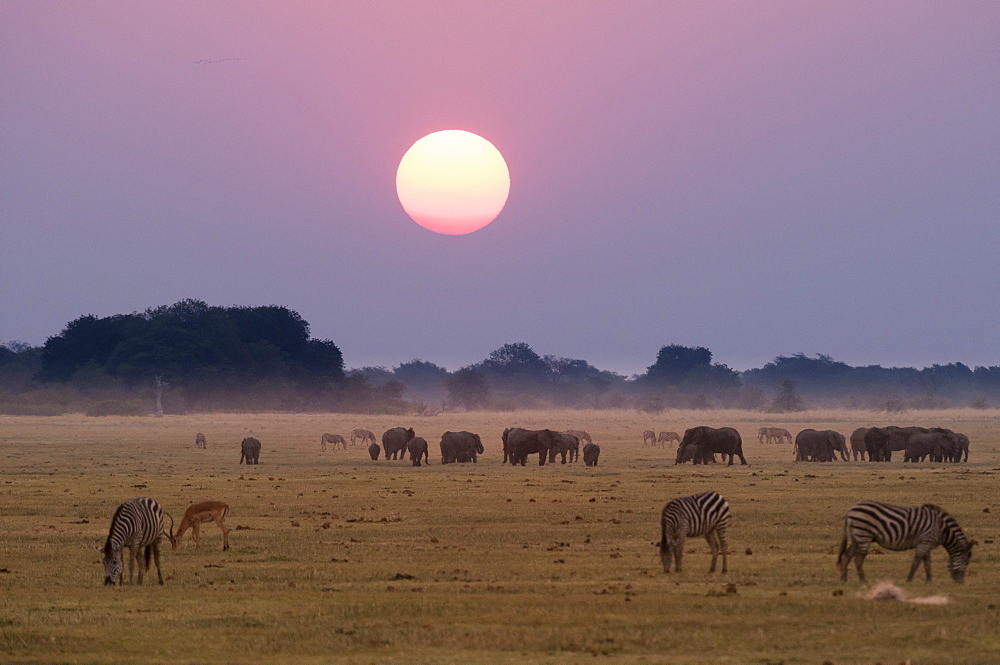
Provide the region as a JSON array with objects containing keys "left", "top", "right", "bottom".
[{"left": 396, "top": 130, "right": 510, "bottom": 235}]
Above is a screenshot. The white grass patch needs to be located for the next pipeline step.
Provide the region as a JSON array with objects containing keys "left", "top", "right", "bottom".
[{"left": 859, "top": 581, "right": 951, "bottom": 605}]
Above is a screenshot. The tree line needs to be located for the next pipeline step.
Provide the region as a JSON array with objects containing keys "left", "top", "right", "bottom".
[{"left": 0, "top": 301, "right": 996, "bottom": 415}]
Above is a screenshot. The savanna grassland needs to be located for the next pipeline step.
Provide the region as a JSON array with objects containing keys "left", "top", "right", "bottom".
[{"left": 1, "top": 410, "right": 998, "bottom": 665}]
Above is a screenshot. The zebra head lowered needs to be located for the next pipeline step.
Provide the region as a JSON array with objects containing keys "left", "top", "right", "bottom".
[{"left": 97, "top": 541, "right": 124, "bottom": 586}]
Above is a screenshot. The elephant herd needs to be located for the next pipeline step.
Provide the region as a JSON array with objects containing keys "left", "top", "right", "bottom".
[
  {"left": 664, "top": 424, "right": 971, "bottom": 466},
  {"left": 361, "top": 426, "right": 601, "bottom": 468},
  {"left": 226, "top": 423, "right": 968, "bottom": 469},
  {"left": 219, "top": 427, "right": 597, "bottom": 468},
  {"left": 791, "top": 426, "right": 970, "bottom": 463},
  {"left": 848, "top": 426, "right": 970, "bottom": 463}
]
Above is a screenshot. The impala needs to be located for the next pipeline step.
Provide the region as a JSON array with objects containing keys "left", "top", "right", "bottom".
[{"left": 168, "top": 500, "right": 230, "bottom": 551}]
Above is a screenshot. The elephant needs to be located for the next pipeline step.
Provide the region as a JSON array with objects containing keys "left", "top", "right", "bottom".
[
  {"left": 560, "top": 432, "right": 586, "bottom": 461},
  {"left": 583, "top": 442, "right": 601, "bottom": 466},
  {"left": 676, "top": 442, "right": 699, "bottom": 464},
  {"left": 831, "top": 431, "right": 849, "bottom": 460},
  {"left": 864, "top": 427, "right": 892, "bottom": 462},
  {"left": 382, "top": 427, "right": 416, "bottom": 460},
  {"left": 239, "top": 437, "right": 261, "bottom": 465},
  {"left": 793, "top": 429, "right": 839, "bottom": 462},
  {"left": 407, "top": 437, "right": 429, "bottom": 466},
  {"left": 885, "top": 426, "right": 929, "bottom": 453},
  {"left": 905, "top": 430, "right": 960, "bottom": 462},
  {"left": 953, "top": 433, "right": 970, "bottom": 462},
  {"left": 439, "top": 431, "right": 484, "bottom": 464},
  {"left": 849, "top": 428, "right": 870, "bottom": 461},
  {"left": 676, "top": 426, "right": 746, "bottom": 466},
  {"left": 549, "top": 432, "right": 579, "bottom": 464},
  {"left": 930, "top": 428, "right": 966, "bottom": 462},
  {"left": 505, "top": 428, "right": 562, "bottom": 466},
  {"left": 368, "top": 443, "right": 381, "bottom": 460}
]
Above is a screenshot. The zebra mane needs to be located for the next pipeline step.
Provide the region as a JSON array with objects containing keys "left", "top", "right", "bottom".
[
  {"left": 104, "top": 501, "right": 128, "bottom": 554},
  {"left": 921, "top": 503, "right": 941, "bottom": 512},
  {"left": 939, "top": 511, "right": 970, "bottom": 551}
]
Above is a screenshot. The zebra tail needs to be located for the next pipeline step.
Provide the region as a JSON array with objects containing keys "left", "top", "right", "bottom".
[{"left": 835, "top": 517, "right": 849, "bottom": 568}]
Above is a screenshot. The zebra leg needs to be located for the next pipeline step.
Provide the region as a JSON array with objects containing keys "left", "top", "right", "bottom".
[
  {"left": 127, "top": 546, "right": 137, "bottom": 585},
  {"left": 907, "top": 543, "right": 933, "bottom": 582},
  {"left": 151, "top": 541, "right": 164, "bottom": 585},
  {"left": 674, "top": 534, "right": 686, "bottom": 572},
  {"left": 853, "top": 542, "right": 870, "bottom": 583},
  {"left": 706, "top": 531, "right": 719, "bottom": 573},
  {"left": 717, "top": 525, "right": 728, "bottom": 573},
  {"left": 837, "top": 540, "right": 852, "bottom": 582}
]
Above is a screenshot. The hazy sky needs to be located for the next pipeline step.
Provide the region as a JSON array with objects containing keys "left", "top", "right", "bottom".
[{"left": 3, "top": 2, "right": 997, "bottom": 375}]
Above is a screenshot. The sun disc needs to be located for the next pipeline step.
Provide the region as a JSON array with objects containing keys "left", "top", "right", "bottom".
[{"left": 396, "top": 130, "right": 510, "bottom": 235}]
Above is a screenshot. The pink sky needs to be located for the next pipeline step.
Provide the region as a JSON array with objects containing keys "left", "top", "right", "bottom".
[{"left": 2, "top": 2, "right": 997, "bottom": 373}]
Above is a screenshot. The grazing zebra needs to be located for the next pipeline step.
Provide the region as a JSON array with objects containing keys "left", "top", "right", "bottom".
[
  {"left": 351, "top": 428, "right": 376, "bottom": 447},
  {"left": 657, "top": 431, "right": 680, "bottom": 447},
  {"left": 659, "top": 491, "right": 730, "bottom": 574},
  {"left": 194, "top": 433, "right": 207, "bottom": 449},
  {"left": 642, "top": 430, "right": 656, "bottom": 447},
  {"left": 758, "top": 427, "right": 792, "bottom": 445},
  {"left": 321, "top": 433, "right": 347, "bottom": 451},
  {"left": 98, "top": 497, "right": 167, "bottom": 586},
  {"left": 837, "top": 501, "right": 974, "bottom": 583}
]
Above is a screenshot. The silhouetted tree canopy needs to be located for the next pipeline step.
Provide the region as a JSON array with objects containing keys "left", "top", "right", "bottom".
[
  {"left": 37, "top": 300, "right": 344, "bottom": 398},
  {"left": 641, "top": 344, "right": 741, "bottom": 396},
  {"left": 5, "top": 309, "right": 1000, "bottom": 414},
  {"left": 392, "top": 359, "right": 449, "bottom": 398}
]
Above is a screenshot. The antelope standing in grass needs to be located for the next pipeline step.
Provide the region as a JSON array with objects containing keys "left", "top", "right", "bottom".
[
  {"left": 195, "top": 433, "right": 207, "bottom": 448},
  {"left": 168, "top": 500, "right": 231, "bottom": 551}
]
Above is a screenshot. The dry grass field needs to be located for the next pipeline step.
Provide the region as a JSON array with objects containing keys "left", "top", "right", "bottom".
[{"left": 1, "top": 409, "right": 998, "bottom": 665}]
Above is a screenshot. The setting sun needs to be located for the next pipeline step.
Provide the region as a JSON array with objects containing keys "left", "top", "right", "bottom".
[{"left": 395, "top": 130, "right": 510, "bottom": 235}]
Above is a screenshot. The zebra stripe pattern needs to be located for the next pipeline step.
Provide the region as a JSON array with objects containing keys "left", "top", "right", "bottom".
[
  {"left": 101, "top": 496, "right": 166, "bottom": 586},
  {"left": 837, "top": 501, "right": 973, "bottom": 583},
  {"left": 659, "top": 491, "right": 730, "bottom": 574},
  {"left": 351, "top": 428, "right": 376, "bottom": 446}
]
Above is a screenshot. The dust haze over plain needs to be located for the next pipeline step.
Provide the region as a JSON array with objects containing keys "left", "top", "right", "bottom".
[{"left": 2, "top": 3, "right": 997, "bottom": 375}]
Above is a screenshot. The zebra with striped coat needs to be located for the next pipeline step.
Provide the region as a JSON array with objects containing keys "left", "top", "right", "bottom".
[
  {"left": 98, "top": 497, "right": 168, "bottom": 586},
  {"left": 659, "top": 491, "right": 730, "bottom": 574},
  {"left": 351, "top": 428, "right": 376, "bottom": 447},
  {"left": 837, "top": 501, "right": 973, "bottom": 583}
]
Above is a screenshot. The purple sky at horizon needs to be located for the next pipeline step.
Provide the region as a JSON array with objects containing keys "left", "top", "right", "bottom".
[{"left": 2, "top": 2, "right": 997, "bottom": 375}]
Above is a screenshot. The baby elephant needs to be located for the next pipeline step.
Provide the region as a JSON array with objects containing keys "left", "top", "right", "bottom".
[
  {"left": 408, "top": 437, "right": 429, "bottom": 466},
  {"left": 368, "top": 443, "right": 381, "bottom": 460},
  {"left": 583, "top": 443, "right": 601, "bottom": 466}
]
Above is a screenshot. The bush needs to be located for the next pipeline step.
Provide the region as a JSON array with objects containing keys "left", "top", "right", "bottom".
[{"left": 85, "top": 400, "right": 147, "bottom": 417}]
